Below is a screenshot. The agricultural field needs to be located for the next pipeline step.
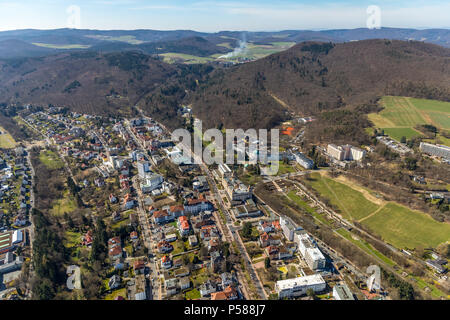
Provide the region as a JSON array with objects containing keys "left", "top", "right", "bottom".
[
  {"left": 303, "top": 173, "right": 450, "bottom": 249},
  {"left": 219, "top": 41, "right": 296, "bottom": 61},
  {"left": 160, "top": 41, "right": 296, "bottom": 64},
  {"left": 0, "top": 127, "right": 17, "bottom": 149},
  {"left": 85, "top": 35, "right": 144, "bottom": 44},
  {"left": 32, "top": 42, "right": 91, "bottom": 49},
  {"left": 160, "top": 52, "right": 215, "bottom": 64},
  {"left": 369, "top": 96, "right": 450, "bottom": 145}
]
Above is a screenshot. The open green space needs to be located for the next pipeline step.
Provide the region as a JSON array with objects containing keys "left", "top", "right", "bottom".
[
  {"left": 39, "top": 150, "right": 65, "bottom": 169},
  {"left": 362, "top": 203, "right": 450, "bottom": 249},
  {"left": 185, "top": 288, "right": 201, "bottom": 300},
  {"left": 0, "top": 126, "right": 17, "bottom": 149},
  {"left": 51, "top": 191, "right": 77, "bottom": 216},
  {"left": 304, "top": 173, "right": 450, "bottom": 249},
  {"left": 304, "top": 173, "right": 379, "bottom": 221},
  {"left": 382, "top": 127, "right": 422, "bottom": 142}
]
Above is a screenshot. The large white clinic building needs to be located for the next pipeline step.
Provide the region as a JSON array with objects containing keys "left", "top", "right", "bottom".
[{"left": 275, "top": 274, "right": 326, "bottom": 299}]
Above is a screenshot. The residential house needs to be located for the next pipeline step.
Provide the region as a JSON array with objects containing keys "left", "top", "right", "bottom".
[
  {"left": 184, "top": 197, "right": 213, "bottom": 215},
  {"left": 161, "top": 255, "right": 172, "bottom": 269},
  {"left": 178, "top": 216, "right": 190, "bottom": 236},
  {"left": 134, "top": 260, "right": 145, "bottom": 274},
  {"left": 211, "top": 286, "right": 238, "bottom": 300},
  {"left": 199, "top": 280, "right": 217, "bottom": 297},
  {"left": 157, "top": 240, "right": 173, "bottom": 253}
]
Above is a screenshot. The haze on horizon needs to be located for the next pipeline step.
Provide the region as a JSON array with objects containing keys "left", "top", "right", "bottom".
[{"left": 0, "top": 0, "right": 449, "bottom": 33}]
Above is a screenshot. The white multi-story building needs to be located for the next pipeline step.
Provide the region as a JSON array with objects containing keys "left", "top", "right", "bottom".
[
  {"left": 327, "top": 144, "right": 344, "bottom": 161},
  {"left": 280, "top": 216, "right": 296, "bottom": 241},
  {"left": 295, "top": 232, "right": 326, "bottom": 270},
  {"left": 275, "top": 274, "right": 326, "bottom": 299},
  {"left": 140, "top": 172, "right": 164, "bottom": 193},
  {"left": 327, "top": 144, "right": 366, "bottom": 161},
  {"left": 137, "top": 160, "right": 150, "bottom": 179},
  {"left": 293, "top": 152, "right": 314, "bottom": 169}
]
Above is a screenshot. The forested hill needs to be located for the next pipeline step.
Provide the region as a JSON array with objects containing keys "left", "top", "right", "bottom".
[
  {"left": 0, "top": 39, "right": 449, "bottom": 134},
  {"left": 186, "top": 40, "right": 450, "bottom": 129}
]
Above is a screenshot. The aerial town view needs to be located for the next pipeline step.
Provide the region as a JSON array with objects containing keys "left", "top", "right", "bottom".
[{"left": 0, "top": 0, "right": 449, "bottom": 312}]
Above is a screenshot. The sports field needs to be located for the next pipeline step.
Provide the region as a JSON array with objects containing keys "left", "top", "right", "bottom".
[
  {"left": 304, "top": 173, "right": 450, "bottom": 249},
  {"left": 369, "top": 96, "right": 450, "bottom": 145}
]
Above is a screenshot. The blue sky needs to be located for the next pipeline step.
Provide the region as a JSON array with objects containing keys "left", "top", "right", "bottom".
[{"left": 0, "top": 0, "right": 449, "bottom": 31}]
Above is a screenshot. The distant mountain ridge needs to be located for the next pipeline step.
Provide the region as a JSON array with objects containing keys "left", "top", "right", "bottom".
[{"left": 0, "top": 27, "right": 448, "bottom": 59}]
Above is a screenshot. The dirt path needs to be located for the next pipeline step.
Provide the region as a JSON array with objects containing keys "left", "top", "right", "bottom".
[
  {"left": 269, "top": 92, "right": 294, "bottom": 113},
  {"left": 358, "top": 203, "right": 387, "bottom": 223},
  {"left": 334, "top": 175, "right": 385, "bottom": 206}
]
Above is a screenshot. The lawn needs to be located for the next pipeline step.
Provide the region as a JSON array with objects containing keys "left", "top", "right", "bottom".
[
  {"left": 277, "top": 161, "right": 296, "bottom": 175},
  {"left": 185, "top": 289, "right": 201, "bottom": 300},
  {"left": 304, "top": 173, "right": 379, "bottom": 221},
  {"left": 362, "top": 203, "right": 450, "bottom": 249},
  {"left": 0, "top": 127, "right": 17, "bottom": 149},
  {"left": 369, "top": 96, "right": 450, "bottom": 145},
  {"left": 303, "top": 173, "right": 450, "bottom": 250},
  {"left": 39, "top": 150, "right": 65, "bottom": 169}
]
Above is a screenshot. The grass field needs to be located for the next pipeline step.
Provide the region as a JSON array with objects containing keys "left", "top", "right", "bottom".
[
  {"left": 304, "top": 173, "right": 379, "bottom": 221},
  {"left": 382, "top": 127, "right": 423, "bottom": 141},
  {"left": 304, "top": 173, "right": 450, "bottom": 249},
  {"left": 39, "top": 150, "right": 65, "bottom": 169},
  {"left": 185, "top": 288, "right": 201, "bottom": 300},
  {"left": 362, "top": 203, "right": 450, "bottom": 249},
  {"left": 369, "top": 96, "right": 450, "bottom": 145},
  {"left": 0, "top": 127, "right": 17, "bottom": 149}
]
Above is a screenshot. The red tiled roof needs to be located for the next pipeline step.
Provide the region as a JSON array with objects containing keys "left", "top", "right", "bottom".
[
  {"left": 154, "top": 210, "right": 168, "bottom": 219},
  {"left": 170, "top": 205, "right": 184, "bottom": 213}
]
